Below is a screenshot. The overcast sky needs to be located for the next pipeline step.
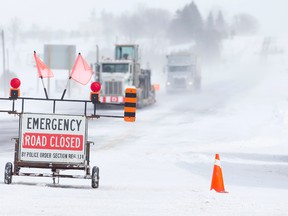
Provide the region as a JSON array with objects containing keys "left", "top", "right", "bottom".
[{"left": 0, "top": 0, "right": 287, "bottom": 36}]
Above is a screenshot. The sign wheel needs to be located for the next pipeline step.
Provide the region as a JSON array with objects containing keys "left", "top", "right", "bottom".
[
  {"left": 4, "top": 162, "right": 13, "bottom": 184},
  {"left": 91, "top": 166, "right": 99, "bottom": 188}
]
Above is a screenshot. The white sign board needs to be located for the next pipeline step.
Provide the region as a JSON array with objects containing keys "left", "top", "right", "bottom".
[
  {"left": 19, "top": 113, "right": 87, "bottom": 163},
  {"left": 44, "top": 44, "right": 76, "bottom": 70}
]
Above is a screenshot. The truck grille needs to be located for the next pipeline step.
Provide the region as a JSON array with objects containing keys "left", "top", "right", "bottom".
[
  {"left": 174, "top": 78, "right": 186, "bottom": 87},
  {"left": 104, "top": 81, "right": 123, "bottom": 95}
]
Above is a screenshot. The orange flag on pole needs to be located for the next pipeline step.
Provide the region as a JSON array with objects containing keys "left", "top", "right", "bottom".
[
  {"left": 34, "top": 51, "right": 54, "bottom": 78},
  {"left": 70, "top": 53, "right": 93, "bottom": 85}
]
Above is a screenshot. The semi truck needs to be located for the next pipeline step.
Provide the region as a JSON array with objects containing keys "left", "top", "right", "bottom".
[
  {"left": 165, "top": 52, "right": 201, "bottom": 93},
  {"left": 95, "top": 44, "right": 156, "bottom": 108}
]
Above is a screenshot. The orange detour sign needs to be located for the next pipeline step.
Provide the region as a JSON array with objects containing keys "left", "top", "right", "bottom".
[
  {"left": 124, "top": 88, "right": 137, "bottom": 122},
  {"left": 210, "top": 154, "right": 227, "bottom": 193}
]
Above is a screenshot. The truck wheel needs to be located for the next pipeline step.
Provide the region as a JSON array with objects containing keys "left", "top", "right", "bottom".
[
  {"left": 194, "top": 78, "right": 201, "bottom": 90},
  {"left": 136, "top": 94, "right": 144, "bottom": 109},
  {"left": 4, "top": 162, "right": 13, "bottom": 184},
  {"left": 91, "top": 166, "right": 99, "bottom": 188}
]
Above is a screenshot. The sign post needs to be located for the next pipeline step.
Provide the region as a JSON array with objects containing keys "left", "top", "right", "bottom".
[{"left": 44, "top": 45, "right": 76, "bottom": 96}]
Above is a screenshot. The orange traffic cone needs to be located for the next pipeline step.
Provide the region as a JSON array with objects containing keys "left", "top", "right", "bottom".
[{"left": 210, "top": 153, "right": 227, "bottom": 193}]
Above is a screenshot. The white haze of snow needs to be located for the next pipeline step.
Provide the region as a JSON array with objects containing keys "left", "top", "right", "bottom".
[
  {"left": 0, "top": 1, "right": 288, "bottom": 215},
  {"left": 0, "top": 0, "right": 288, "bottom": 36},
  {"left": 0, "top": 35, "right": 288, "bottom": 216}
]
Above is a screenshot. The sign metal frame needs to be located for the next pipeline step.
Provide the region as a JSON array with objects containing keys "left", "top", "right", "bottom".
[{"left": 2, "top": 96, "right": 124, "bottom": 188}]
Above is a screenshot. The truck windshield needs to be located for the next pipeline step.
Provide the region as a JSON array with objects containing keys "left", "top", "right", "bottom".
[
  {"left": 167, "top": 55, "right": 195, "bottom": 65},
  {"left": 102, "top": 63, "right": 129, "bottom": 73},
  {"left": 168, "top": 66, "right": 191, "bottom": 72}
]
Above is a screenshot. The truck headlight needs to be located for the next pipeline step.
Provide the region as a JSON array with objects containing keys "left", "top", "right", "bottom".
[
  {"left": 188, "top": 81, "right": 193, "bottom": 85},
  {"left": 167, "top": 82, "right": 171, "bottom": 86}
]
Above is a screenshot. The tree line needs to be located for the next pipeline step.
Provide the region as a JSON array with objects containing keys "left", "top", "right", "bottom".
[{"left": 1, "top": 1, "right": 259, "bottom": 63}]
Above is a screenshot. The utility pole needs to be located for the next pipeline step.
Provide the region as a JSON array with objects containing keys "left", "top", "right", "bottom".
[
  {"left": 1, "top": 29, "right": 7, "bottom": 96},
  {"left": 1, "top": 29, "right": 5, "bottom": 74}
]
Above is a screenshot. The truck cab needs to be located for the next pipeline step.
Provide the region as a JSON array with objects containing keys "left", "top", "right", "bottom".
[
  {"left": 98, "top": 44, "right": 156, "bottom": 107},
  {"left": 166, "top": 52, "right": 201, "bottom": 93}
]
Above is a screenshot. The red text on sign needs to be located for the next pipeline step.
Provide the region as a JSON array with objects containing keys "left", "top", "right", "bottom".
[{"left": 22, "top": 133, "right": 83, "bottom": 151}]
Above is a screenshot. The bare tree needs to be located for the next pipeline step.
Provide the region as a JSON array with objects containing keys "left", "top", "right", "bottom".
[
  {"left": 117, "top": 6, "right": 171, "bottom": 41},
  {"left": 231, "top": 13, "right": 259, "bottom": 35},
  {"left": 8, "top": 17, "right": 21, "bottom": 49}
]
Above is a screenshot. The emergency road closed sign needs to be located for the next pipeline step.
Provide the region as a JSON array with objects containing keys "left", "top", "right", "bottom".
[{"left": 19, "top": 113, "right": 87, "bottom": 163}]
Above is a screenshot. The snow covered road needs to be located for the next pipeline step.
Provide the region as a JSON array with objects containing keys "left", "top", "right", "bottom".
[{"left": 1, "top": 61, "right": 288, "bottom": 215}]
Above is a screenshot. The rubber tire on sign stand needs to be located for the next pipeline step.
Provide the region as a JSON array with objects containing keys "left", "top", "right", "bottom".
[
  {"left": 91, "top": 166, "right": 99, "bottom": 188},
  {"left": 4, "top": 162, "right": 13, "bottom": 184}
]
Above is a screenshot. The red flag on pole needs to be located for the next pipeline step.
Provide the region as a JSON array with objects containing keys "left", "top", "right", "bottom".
[
  {"left": 70, "top": 53, "right": 93, "bottom": 85},
  {"left": 34, "top": 51, "right": 54, "bottom": 78}
]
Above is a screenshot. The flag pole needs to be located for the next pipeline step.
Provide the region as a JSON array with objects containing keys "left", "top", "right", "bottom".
[
  {"left": 34, "top": 51, "right": 49, "bottom": 99},
  {"left": 61, "top": 52, "right": 81, "bottom": 100},
  {"left": 61, "top": 76, "right": 71, "bottom": 100},
  {"left": 40, "top": 76, "right": 49, "bottom": 99}
]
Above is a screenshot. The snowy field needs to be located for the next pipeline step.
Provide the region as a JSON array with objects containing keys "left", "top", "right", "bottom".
[{"left": 1, "top": 37, "right": 288, "bottom": 215}]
